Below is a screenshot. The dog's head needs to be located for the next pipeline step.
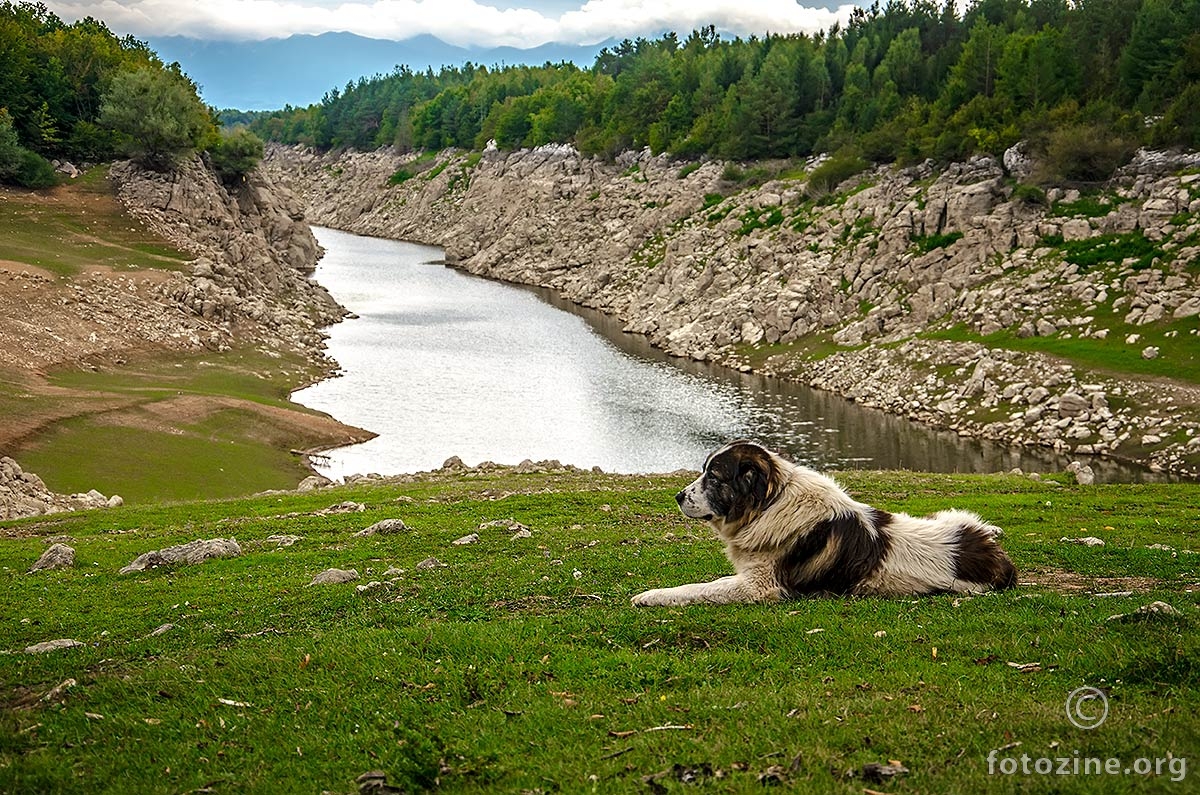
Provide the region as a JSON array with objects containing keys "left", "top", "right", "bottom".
[{"left": 676, "top": 440, "right": 783, "bottom": 534}]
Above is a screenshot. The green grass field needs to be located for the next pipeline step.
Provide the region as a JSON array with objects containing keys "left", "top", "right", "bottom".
[
  {"left": 9, "top": 346, "right": 350, "bottom": 504},
  {"left": 2, "top": 469, "right": 1196, "bottom": 793}
]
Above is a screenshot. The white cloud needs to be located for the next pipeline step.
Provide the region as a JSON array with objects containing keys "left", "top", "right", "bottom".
[{"left": 45, "top": 0, "right": 856, "bottom": 47}]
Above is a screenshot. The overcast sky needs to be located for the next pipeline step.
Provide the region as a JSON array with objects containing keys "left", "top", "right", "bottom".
[{"left": 45, "top": 1, "right": 859, "bottom": 48}]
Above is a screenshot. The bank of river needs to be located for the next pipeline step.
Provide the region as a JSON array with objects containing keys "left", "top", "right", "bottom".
[{"left": 294, "top": 227, "right": 1155, "bottom": 481}]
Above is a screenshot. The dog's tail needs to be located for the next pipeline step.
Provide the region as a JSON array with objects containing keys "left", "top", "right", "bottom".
[{"left": 944, "top": 511, "right": 1018, "bottom": 591}]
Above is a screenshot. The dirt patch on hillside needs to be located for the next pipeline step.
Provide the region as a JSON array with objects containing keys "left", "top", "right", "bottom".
[{"left": 1019, "top": 567, "right": 1165, "bottom": 593}]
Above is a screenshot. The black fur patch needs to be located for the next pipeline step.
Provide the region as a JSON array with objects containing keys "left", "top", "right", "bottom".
[
  {"left": 777, "top": 510, "right": 892, "bottom": 596},
  {"left": 954, "top": 525, "right": 1017, "bottom": 589},
  {"left": 702, "top": 442, "right": 780, "bottom": 528}
]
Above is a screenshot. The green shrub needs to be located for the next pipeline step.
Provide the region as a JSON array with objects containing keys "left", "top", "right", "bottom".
[
  {"left": 1039, "top": 123, "right": 1137, "bottom": 183},
  {"left": 1011, "top": 183, "right": 1047, "bottom": 206},
  {"left": 720, "top": 163, "right": 773, "bottom": 185},
  {"left": 0, "top": 109, "right": 57, "bottom": 188},
  {"left": 208, "top": 127, "right": 264, "bottom": 184},
  {"left": 65, "top": 120, "right": 121, "bottom": 162},
  {"left": 720, "top": 162, "right": 745, "bottom": 182},
  {"left": 387, "top": 168, "right": 414, "bottom": 185},
  {"left": 1059, "top": 230, "right": 1162, "bottom": 272},
  {"left": 805, "top": 152, "right": 870, "bottom": 198},
  {"left": 99, "top": 66, "right": 215, "bottom": 171},
  {"left": 1151, "top": 82, "right": 1200, "bottom": 149},
  {"left": 706, "top": 203, "right": 734, "bottom": 223},
  {"left": 736, "top": 206, "right": 784, "bottom": 236},
  {"left": 0, "top": 109, "right": 25, "bottom": 181},
  {"left": 1049, "top": 194, "right": 1123, "bottom": 218},
  {"left": 677, "top": 162, "right": 701, "bottom": 179},
  {"left": 910, "top": 230, "right": 964, "bottom": 253},
  {"left": 14, "top": 148, "right": 58, "bottom": 188}
]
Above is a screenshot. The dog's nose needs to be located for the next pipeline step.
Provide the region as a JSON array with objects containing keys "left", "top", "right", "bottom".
[{"left": 675, "top": 490, "right": 685, "bottom": 505}]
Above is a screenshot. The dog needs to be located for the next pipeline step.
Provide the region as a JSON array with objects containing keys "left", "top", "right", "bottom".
[{"left": 631, "top": 440, "right": 1016, "bottom": 606}]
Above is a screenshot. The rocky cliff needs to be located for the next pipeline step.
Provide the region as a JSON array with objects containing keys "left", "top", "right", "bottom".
[
  {"left": 110, "top": 156, "right": 345, "bottom": 352},
  {"left": 265, "top": 144, "right": 1200, "bottom": 477}
]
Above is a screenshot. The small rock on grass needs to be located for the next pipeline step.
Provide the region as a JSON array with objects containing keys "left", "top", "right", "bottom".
[
  {"left": 25, "top": 639, "right": 84, "bottom": 654},
  {"left": 120, "top": 538, "right": 241, "bottom": 574},
  {"left": 309, "top": 568, "right": 359, "bottom": 585},
  {"left": 29, "top": 543, "right": 74, "bottom": 573},
  {"left": 451, "top": 533, "right": 479, "bottom": 546},
  {"left": 1061, "top": 536, "right": 1105, "bottom": 547},
  {"left": 318, "top": 501, "right": 365, "bottom": 515},
  {"left": 1107, "top": 600, "right": 1182, "bottom": 622},
  {"left": 416, "top": 557, "right": 445, "bottom": 570},
  {"left": 1066, "top": 461, "right": 1096, "bottom": 485},
  {"left": 297, "top": 474, "right": 331, "bottom": 491},
  {"left": 355, "top": 518, "right": 407, "bottom": 537}
]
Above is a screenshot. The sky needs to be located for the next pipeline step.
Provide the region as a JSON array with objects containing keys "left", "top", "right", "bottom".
[{"left": 44, "top": 0, "right": 860, "bottom": 48}]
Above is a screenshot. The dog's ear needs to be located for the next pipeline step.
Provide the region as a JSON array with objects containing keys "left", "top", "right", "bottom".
[{"left": 737, "top": 459, "right": 769, "bottom": 503}]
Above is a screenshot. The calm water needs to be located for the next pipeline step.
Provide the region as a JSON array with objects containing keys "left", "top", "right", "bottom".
[{"left": 293, "top": 227, "right": 1150, "bottom": 481}]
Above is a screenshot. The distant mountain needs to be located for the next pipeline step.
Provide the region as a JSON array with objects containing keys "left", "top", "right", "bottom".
[{"left": 148, "top": 33, "right": 614, "bottom": 111}]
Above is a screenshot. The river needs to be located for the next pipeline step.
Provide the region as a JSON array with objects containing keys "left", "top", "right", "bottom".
[{"left": 292, "top": 227, "right": 1151, "bottom": 481}]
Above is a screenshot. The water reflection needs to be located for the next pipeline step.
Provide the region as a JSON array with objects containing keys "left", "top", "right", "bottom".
[{"left": 294, "top": 227, "right": 1155, "bottom": 482}]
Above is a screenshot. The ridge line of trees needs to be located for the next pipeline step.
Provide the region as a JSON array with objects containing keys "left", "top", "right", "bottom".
[{"left": 244, "top": 0, "right": 1200, "bottom": 181}]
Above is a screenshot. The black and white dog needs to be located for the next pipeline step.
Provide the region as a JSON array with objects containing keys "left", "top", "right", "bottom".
[{"left": 632, "top": 441, "right": 1016, "bottom": 606}]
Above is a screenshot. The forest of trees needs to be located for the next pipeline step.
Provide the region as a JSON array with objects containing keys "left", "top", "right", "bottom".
[
  {"left": 0, "top": 1, "right": 261, "bottom": 186},
  {"left": 3, "top": 0, "right": 1198, "bottom": 189},
  {"left": 247, "top": 0, "right": 1200, "bottom": 180}
]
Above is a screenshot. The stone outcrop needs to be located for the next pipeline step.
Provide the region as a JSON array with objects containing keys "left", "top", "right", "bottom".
[
  {"left": 309, "top": 567, "right": 359, "bottom": 585},
  {"left": 29, "top": 543, "right": 75, "bottom": 572},
  {"left": 266, "top": 144, "right": 1200, "bottom": 477},
  {"left": 111, "top": 156, "right": 345, "bottom": 352}
]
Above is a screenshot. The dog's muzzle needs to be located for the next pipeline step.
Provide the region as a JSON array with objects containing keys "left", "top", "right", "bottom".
[{"left": 676, "top": 483, "right": 714, "bottom": 521}]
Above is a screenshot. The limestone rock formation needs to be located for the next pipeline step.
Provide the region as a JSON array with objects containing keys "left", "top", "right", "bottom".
[{"left": 111, "top": 156, "right": 344, "bottom": 351}]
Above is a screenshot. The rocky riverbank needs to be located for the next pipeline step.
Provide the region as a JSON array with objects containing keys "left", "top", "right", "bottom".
[{"left": 266, "top": 144, "right": 1200, "bottom": 478}]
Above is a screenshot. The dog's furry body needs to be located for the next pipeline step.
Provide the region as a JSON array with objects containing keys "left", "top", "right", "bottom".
[{"left": 632, "top": 441, "right": 1016, "bottom": 607}]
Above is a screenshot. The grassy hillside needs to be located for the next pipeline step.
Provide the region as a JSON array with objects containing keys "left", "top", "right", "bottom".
[
  {"left": 0, "top": 168, "right": 192, "bottom": 277},
  {"left": 0, "top": 170, "right": 365, "bottom": 503},
  {"left": 2, "top": 468, "right": 1196, "bottom": 793},
  {"left": 12, "top": 346, "right": 355, "bottom": 504}
]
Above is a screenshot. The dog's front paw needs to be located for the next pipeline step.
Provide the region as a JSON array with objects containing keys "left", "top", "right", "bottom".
[{"left": 631, "top": 588, "right": 671, "bottom": 607}]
